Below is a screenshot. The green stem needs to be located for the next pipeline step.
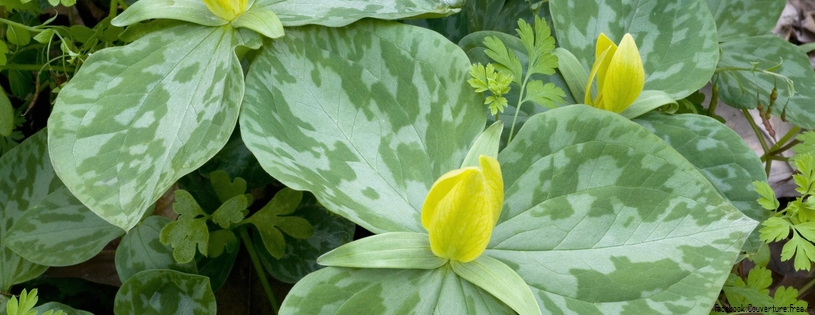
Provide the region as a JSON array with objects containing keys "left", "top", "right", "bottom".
[
  {"left": 109, "top": 0, "right": 118, "bottom": 19},
  {"left": 767, "top": 126, "right": 801, "bottom": 153},
  {"left": 742, "top": 109, "right": 773, "bottom": 176},
  {"left": 239, "top": 228, "right": 279, "bottom": 314},
  {"left": 708, "top": 83, "right": 719, "bottom": 118},
  {"left": 0, "top": 64, "right": 73, "bottom": 72},
  {"left": 797, "top": 270, "right": 815, "bottom": 298},
  {"left": 507, "top": 65, "right": 537, "bottom": 143},
  {"left": 0, "top": 18, "right": 44, "bottom": 33}
]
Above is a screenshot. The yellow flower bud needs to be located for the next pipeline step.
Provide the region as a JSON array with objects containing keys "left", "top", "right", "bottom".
[
  {"left": 203, "top": 0, "right": 247, "bottom": 21},
  {"left": 421, "top": 155, "right": 503, "bottom": 262},
  {"left": 585, "top": 33, "right": 645, "bottom": 113}
]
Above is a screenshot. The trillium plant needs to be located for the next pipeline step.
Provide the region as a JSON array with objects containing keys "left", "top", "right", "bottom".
[{"left": 0, "top": 0, "right": 812, "bottom": 313}]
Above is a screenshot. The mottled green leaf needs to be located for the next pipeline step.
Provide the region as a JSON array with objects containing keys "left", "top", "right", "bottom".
[
  {"left": 706, "top": 0, "right": 785, "bottom": 41},
  {"left": 461, "top": 120, "right": 502, "bottom": 167},
  {"left": 5, "top": 187, "right": 124, "bottom": 266},
  {"left": 116, "top": 216, "right": 197, "bottom": 283},
  {"left": 318, "top": 232, "right": 446, "bottom": 269},
  {"left": 257, "top": 193, "right": 355, "bottom": 284},
  {"left": 551, "top": 47, "right": 586, "bottom": 102},
  {"left": 634, "top": 112, "right": 768, "bottom": 252},
  {"left": 489, "top": 105, "right": 756, "bottom": 314},
  {"left": 114, "top": 269, "right": 215, "bottom": 315},
  {"left": 111, "top": 0, "right": 226, "bottom": 27},
  {"left": 240, "top": 20, "right": 484, "bottom": 233},
  {"left": 451, "top": 256, "right": 539, "bottom": 315},
  {"left": 279, "top": 266, "right": 511, "bottom": 314},
  {"left": 254, "top": 0, "right": 464, "bottom": 27},
  {"left": 0, "top": 130, "right": 55, "bottom": 291},
  {"left": 48, "top": 24, "right": 249, "bottom": 231},
  {"left": 716, "top": 35, "right": 815, "bottom": 129},
  {"left": 0, "top": 88, "right": 12, "bottom": 137},
  {"left": 550, "top": 0, "right": 719, "bottom": 100}
]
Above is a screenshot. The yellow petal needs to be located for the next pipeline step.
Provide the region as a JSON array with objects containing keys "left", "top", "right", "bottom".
[
  {"left": 594, "top": 33, "right": 617, "bottom": 93},
  {"left": 421, "top": 155, "right": 504, "bottom": 262},
  {"left": 584, "top": 33, "right": 617, "bottom": 106},
  {"left": 479, "top": 155, "right": 503, "bottom": 226},
  {"left": 203, "top": 0, "right": 247, "bottom": 21},
  {"left": 601, "top": 33, "right": 644, "bottom": 113}
]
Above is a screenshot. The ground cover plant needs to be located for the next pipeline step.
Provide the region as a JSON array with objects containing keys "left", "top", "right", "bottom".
[{"left": 0, "top": 0, "right": 814, "bottom": 313}]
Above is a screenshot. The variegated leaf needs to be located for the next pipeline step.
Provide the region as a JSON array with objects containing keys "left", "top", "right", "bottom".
[
  {"left": 115, "top": 216, "right": 197, "bottom": 283},
  {"left": 550, "top": 0, "right": 719, "bottom": 100},
  {"left": 279, "top": 266, "right": 512, "bottom": 314},
  {"left": 716, "top": 35, "right": 815, "bottom": 129},
  {"left": 489, "top": 105, "right": 756, "bottom": 314},
  {"left": 706, "top": 0, "right": 785, "bottom": 41},
  {"left": 240, "top": 20, "right": 484, "bottom": 233},
  {"left": 254, "top": 0, "right": 464, "bottom": 27},
  {"left": 48, "top": 24, "right": 252, "bottom": 231},
  {"left": 5, "top": 187, "right": 125, "bottom": 266},
  {"left": 0, "top": 130, "right": 54, "bottom": 291},
  {"left": 114, "top": 269, "right": 215, "bottom": 314},
  {"left": 634, "top": 112, "right": 767, "bottom": 253}
]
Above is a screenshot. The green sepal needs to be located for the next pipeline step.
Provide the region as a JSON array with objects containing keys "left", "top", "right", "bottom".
[
  {"left": 111, "top": 0, "right": 227, "bottom": 27},
  {"left": 461, "top": 121, "right": 502, "bottom": 168},
  {"left": 317, "top": 232, "right": 446, "bottom": 269},
  {"left": 232, "top": 7, "right": 285, "bottom": 39},
  {"left": 619, "top": 90, "right": 677, "bottom": 119},
  {"left": 451, "top": 255, "right": 541, "bottom": 315}
]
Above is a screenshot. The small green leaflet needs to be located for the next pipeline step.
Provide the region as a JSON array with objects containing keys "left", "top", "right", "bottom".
[
  {"left": 160, "top": 190, "right": 210, "bottom": 263},
  {"left": 516, "top": 16, "right": 557, "bottom": 77},
  {"left": 721, "top": 267, "right": 773, "bottom": 308},
  {"left": 5, "top": 289, "right": 67, "bottom": 315},
  {"left": 484, "top": 36, "right": 522, "bottom": 83},
  {"left": 759, "top": 217, "right": 790, "bottom": 243},
  {"left": 211, "top": 195, "right": 249, "bottom": 229},
  {"left": 210, "top": 170, "right": 248, "bottom": 204},
  {"left": 792, "top": 131, "right": 815, "bottom": 156},
  {"left": 793, "top": 153, "right": 815, "bottom": 195},
  {"left": 240, "top": 188, "right": 314, "bottom": 259},
  {"left": 468, "top": 63, "right": 513, "bottom": 115},
  {"left": 752, "top": 181, "right": 778, "bottom": 210},
  {"left": 781, "top": 229, "right": 815, "bottom": 271}
]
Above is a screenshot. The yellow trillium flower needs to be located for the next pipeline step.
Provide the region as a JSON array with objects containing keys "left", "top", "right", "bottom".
[
  {"left": 421, "top": 155, "right": 503, "bottom": 263},
  {"left": 203, "top": 0, "right": 247, "bottom": 21},
  {"left": 584, "top": 33, "right": 645, "bottom": 113}
]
